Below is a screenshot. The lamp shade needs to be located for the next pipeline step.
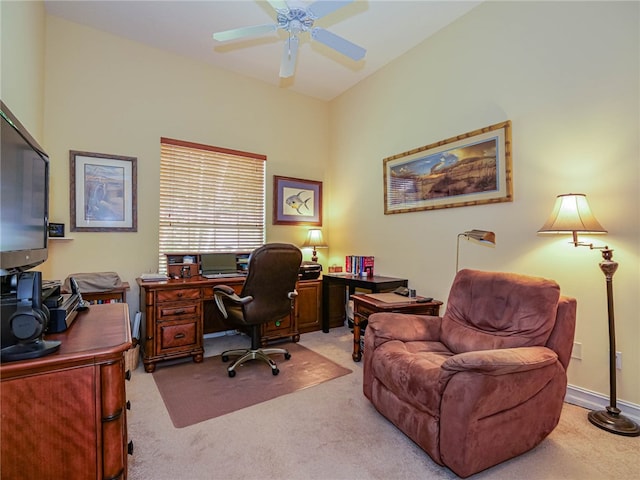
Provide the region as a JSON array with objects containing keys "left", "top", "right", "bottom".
[
  {"left": 538, "top": 194, "right": 607, "bottom": 234},
  {"left": 462, "top": 229, "right": 496, "bottom": 245},
  {"left": 456, "top": 229, "right": 496, "bottom": 271},
  {"left": 301, "top": 229, "right": 328, "bottom": 248}
]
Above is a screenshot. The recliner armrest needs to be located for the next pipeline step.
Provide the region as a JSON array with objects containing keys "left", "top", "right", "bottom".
[
  {"left": 441, "top": 346, "right": 558, "bottom": 376},
  {"left": 367, "top": 312, "right": 442, "bottom": 346}
]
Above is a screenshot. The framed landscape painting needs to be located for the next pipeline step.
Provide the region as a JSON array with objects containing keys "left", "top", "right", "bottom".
[{"left": 383, "top": 121, "right": 512, "bottom": 214}]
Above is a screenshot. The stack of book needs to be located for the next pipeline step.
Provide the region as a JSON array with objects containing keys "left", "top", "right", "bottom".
[{"left": 345, "top": 255, "right": 374, "bottom": 276}]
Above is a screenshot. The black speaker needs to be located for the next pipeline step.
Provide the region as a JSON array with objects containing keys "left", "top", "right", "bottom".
[{"left": 0, "top": 271, "right": 61, "bottom": 362}]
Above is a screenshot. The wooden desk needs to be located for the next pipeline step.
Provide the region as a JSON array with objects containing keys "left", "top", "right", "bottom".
[
  {"left": 1, "top": 304, "right": 132, "bottom": 479},
  {"left": 322, "top": 274, "right": 409, "bottom": 332},
  {"left": 351, "top": 293, "right": 442, "bottom": 362},
  {"left": 137, "top": 276, "right": 321, "bottom": 372}
]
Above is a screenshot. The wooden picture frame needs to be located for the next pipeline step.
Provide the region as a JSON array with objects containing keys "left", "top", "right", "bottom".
[
  {"left": 70, "top": 151, "right": 137, "bottom": 232},
  {"left": 273, "top": 176, "right": 322, "bottom": 226},
  {"left": 383, "top": 121, "right": 512, "bottom": 214}
]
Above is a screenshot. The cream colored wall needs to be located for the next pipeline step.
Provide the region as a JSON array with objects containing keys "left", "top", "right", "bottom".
[
  {"left": 328, "top": 1, "right": 639, "bottom": 405},
  {"left": 39, "top": 16, "right": 328, "bottom": 314},
  {"left": 0, "top": 0, "right": 46, "bottom": 139}
]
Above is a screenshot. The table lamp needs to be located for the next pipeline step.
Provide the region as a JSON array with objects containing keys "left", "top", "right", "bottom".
[
  {"left": 538, "top": 193, "right": 639, "bottom": 436},
  {"left": 301, "top": 228, "right": 328, "bottom": 263},
  {"left": 456, "top": 229, "right": 496, "bottom": 271}
]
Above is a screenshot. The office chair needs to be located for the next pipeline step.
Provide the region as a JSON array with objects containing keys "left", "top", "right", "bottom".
[{"left": 213, "top": 243, "right": 302, "bottom": 377}]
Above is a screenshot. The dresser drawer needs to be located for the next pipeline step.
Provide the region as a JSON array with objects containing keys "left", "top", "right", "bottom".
[
  {"left": 157, "top": 288, "right": 201, "bottom": 303},
  {"left": 157, "top": 320, "right": 198, "bottom": 352},
  {"left": 157, "top": 302, "right": 200, "bottom": 321}
]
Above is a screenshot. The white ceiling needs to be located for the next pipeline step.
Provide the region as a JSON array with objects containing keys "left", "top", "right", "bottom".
[{"left": 44, "top": 0, "right": 482, "bottom": 101}]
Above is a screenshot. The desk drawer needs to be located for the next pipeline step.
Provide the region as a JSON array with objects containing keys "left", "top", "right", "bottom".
[
  {"left": 157, "top": 320, "right": 198, "bottom": 351},
  {"left": 157, "top": 288, "right": 201, "bottom": 303},
  {"left": 202, "top": 283, "right": 243, "bottom": 300},
  {"left": 263, "top": 314, "right": 291, "bottom": 334},
  {"left": 157, "top": 302, "right": 200, "bottom": 321},
  {"left": 354, "top": 304, "right": 377, "bottom": 318}
]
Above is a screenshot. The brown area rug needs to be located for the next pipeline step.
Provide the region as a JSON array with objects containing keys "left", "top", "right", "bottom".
[{"left": 152, "top": 343, "right": 352, "bottom": 428}]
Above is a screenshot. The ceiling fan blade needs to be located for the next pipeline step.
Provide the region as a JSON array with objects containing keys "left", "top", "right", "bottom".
[
  {"left": 213, "top": 24, "right": 277, "bottom": 42},
  {"left": 280, "top": 36, "right": 299, "bottom": 78},
  {"left": 308, "top": 0, "right": 353, "bottom": 20},
  {"left": 311, "top": 27, "right": 365, "bottom": 61},
  {"left": 267, "top": 0, "right": 289, "bottom": 12}
]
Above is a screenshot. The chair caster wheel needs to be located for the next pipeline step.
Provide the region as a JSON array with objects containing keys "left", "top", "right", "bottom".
[
  {"left": 228, "top": 369, "right": 236, "bottom": 378},
  {"left": 272, "top": 368, "right": 279, "bottom": 375},
  {"left": 284, "top": 353, "right": 291, "bottom": 360},
  {"left": 222, "top": 355, "right": 229, "bottom": 362}
]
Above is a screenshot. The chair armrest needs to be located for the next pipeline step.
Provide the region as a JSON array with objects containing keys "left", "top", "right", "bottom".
[
  {"left": 213, "top": 285, "right": 253, "bottom": 318},
  {"left": 367, "top": 312, "right": 441, "bottom": 347},
  {"left": 441, "top": 346, "right": 558, "bottom": 376}
]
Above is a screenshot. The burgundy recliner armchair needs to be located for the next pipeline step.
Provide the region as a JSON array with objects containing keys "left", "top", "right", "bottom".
[{"left": 363, "top": 269, "right": 576, "bottom": 478}]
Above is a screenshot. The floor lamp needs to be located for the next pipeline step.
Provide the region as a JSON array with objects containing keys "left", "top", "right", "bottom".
[
  {"left": 456, "top": 229, "right": 496, "bottom": 271},
  {"left": 538, "top": 193, "right": 640, "bottom": 437}
]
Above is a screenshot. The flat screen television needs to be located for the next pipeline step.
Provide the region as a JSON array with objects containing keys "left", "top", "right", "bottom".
[{"left": 0, "top": 101, "right": 50, "bottom": 276}]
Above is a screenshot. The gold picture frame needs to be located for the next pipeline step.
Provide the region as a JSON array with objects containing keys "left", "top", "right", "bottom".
[{"left": 383, "top": 121, "right": 512, "bottom": 214}]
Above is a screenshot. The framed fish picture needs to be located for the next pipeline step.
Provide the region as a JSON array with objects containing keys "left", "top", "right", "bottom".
[{"left": 273, "top": 176, "right": 322, "bottom": 226}]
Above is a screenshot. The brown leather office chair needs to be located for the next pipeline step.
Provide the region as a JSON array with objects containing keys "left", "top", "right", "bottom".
[{"left": 213, "top": 243, "right": 302, "bottom": 377}]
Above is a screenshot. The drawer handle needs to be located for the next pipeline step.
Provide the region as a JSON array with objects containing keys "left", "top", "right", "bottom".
[
  {"left": 173, "top": 309, "right": 186, "bottom": 315},
  {"left": 174, "top": 333, "right": 186, "bottom": 340},
  {"left": 177, "top": 292, "right": 184, "bottom": 297}
]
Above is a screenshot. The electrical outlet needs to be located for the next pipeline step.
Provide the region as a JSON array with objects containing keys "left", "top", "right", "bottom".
[
  {"left": 616, "top": 351, "right": 622, "bottom": 370},
  {"left": 571, "top": 342, "right": 582, "bottom": 360}
]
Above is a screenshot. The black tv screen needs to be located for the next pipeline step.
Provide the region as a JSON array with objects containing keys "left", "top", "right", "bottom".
[{"left": 0, "top": 101, "right": 49, "bottom": 275}]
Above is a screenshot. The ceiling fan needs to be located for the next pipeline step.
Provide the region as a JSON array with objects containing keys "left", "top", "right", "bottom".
[{"left": 213, "top": 0, "right": 366, "bottom": 78}]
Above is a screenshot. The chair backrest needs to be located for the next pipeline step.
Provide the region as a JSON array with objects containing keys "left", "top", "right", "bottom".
[
  {"left": 441, "top": 269, "right": 561, "bottom": 353},
  {"left": 239, "top": 243, "right": 302, "bottom": 325}
]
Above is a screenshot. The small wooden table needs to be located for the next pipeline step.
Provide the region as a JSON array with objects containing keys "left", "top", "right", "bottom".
[{"left": 351, "top": 293, "right": 442, "bottom": 362}]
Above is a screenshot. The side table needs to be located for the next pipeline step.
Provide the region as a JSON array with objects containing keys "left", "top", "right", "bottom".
[
  {"left": 322, "top": 274, "right": 409, "bottom": 332},
  {"left": 351, "top": 293, "right": 442, "bottom": 362}
]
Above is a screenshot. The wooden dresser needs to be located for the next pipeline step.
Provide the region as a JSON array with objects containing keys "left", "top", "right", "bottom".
[{"left": 0, "top": 303, "right": 132, "bottom": 480}]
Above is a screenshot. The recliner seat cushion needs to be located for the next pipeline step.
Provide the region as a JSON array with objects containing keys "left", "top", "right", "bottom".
[
  {"left": 371, "top": 340, "right": 453, "bottom": 416},
  {"left": 441, "top": 269, "right": 560, "bottom": 353}
]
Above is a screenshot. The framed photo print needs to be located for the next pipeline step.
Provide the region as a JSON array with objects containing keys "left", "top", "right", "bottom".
[
  {"left": 273, "top": 176, "right": 322, "bottom": 226},
  {"left": 383, "top": 121, "right": 512, "bottom": 214},
  {"left": 70, "top": 151, "right": 137, "bottom": 232},
  {"left": 48, "top": 223, "right": 65, "bottom": 238}
]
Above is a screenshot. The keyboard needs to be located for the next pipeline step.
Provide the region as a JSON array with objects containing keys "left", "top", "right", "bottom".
[{"left": 203, "top": 272, "right": 246, "bottom": 279}]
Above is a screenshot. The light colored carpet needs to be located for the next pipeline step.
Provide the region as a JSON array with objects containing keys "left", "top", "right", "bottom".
[{"left": 126, "top": 327, "right": 639, "bottom": 479}]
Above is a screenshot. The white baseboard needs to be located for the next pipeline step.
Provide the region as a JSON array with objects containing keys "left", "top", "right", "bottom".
[{"left": 565, "top": 384, "right": 640, "bottom": 424}]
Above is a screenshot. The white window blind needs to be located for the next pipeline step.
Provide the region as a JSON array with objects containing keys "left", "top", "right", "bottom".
[{"left": 158, "top": 137, "right": 266, "bottom": 273}]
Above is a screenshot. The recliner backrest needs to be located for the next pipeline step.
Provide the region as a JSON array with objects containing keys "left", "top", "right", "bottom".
[
  {"left": 239, "top": 243, "right": 302, "bottom": 325},
  {"left": 441, "top": 269, "right": 561, "bottom": 354}
]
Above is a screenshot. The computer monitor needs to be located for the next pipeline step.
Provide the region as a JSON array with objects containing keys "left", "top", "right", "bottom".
[{"left": 201, "top": 253, "right": 237, "bottom": 275}]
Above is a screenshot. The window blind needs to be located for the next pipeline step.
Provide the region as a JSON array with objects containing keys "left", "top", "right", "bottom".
[{"left": 158, "top": 137, "right": 266, "bottom": 273}]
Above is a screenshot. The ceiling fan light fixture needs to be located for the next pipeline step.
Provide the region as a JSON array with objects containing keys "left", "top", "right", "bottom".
[{"left": 212, "top": 0, "right": 366, "bottom": 79}]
